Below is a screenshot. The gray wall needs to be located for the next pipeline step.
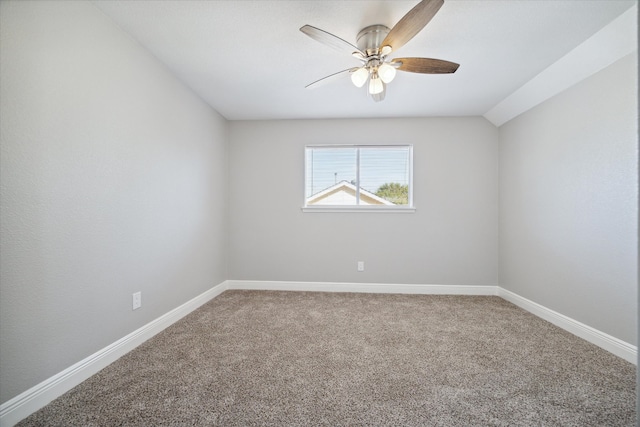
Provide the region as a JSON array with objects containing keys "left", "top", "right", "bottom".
[
  {"left": 499, "top": 53, "right": 638, "bottom": 345},
  {"left": 0, "top": 1, "right": 228, "bottom": 403},
  {"left": 228, "top": 118, "right": 499, "bottom": 286}
]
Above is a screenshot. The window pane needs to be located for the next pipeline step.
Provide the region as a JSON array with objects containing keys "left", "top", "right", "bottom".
[
  {"left": 306, "top": 147, "right": 357, "bottom": 205},
  {"left": 359, "top": 147, "right": 410, "bottom": 205},
  {"left": 305, "top": 145, "right": 412, "bottom": 208}
]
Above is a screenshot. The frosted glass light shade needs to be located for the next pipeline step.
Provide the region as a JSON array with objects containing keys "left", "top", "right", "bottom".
[
  {"left": 378, "top": 62, "right": 396, "bottom": 84},
  {"left": 369, "top": 74, "right": 383, "bottom": 95},
  {"left": 351, "top": 67, "right": 369, "bottom": 88}
]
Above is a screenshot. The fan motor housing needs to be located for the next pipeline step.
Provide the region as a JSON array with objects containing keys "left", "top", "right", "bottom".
[{"left": 356, "top": 25, "right": 390, "bottom": 56}]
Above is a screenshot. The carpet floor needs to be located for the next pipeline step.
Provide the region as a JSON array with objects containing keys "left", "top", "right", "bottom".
[{"left": 17, "top": 291, "right": 636, "bottom": 426}]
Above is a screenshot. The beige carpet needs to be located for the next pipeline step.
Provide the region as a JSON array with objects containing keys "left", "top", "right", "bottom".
[{"left": 18, "top": 291, "right": 636, "bottom": 426}]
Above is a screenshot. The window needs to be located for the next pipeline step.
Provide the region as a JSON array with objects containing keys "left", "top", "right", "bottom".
[{"left": 304, "top": 145, "right": 414, "bottom": 211}]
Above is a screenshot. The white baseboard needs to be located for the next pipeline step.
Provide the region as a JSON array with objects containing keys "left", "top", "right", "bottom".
[
  {"left": 0, "top": 281, "right": 229, "bottom": 427},
  {"left": 2, "top": 280, "right": 635, "bottom": 426},
  {"left": 498, "top": 288, "right": 637, "bottom": 364},
  {"left": 227, "top": 280, "right": 499, "bottom": 295}
]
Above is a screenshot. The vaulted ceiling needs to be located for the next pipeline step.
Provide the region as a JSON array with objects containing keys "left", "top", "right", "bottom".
[{"left": 93, "top": 0, "right": 637, "bottom": 124}]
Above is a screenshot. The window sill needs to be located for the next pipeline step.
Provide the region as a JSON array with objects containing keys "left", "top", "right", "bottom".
[{"left": 301, "top": 206, "right": 416, "bottom": 213}]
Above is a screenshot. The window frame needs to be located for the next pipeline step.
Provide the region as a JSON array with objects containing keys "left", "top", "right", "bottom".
[{"left": 302, "top": 144, "right": 415, "bottom": 213}]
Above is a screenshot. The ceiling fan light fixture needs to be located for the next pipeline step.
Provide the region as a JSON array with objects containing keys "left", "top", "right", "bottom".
[
  {"left": 371, "top": 82, "right": 386, "bottom": 102},
  {"left": 351, "top": 67, "right": 369, "bottom": 88},
  {"left": 300, "top": 0, "right": 459, "bottom": 102},
  {"left": 368, "top": 73, "right": 384, "bottom": 95},
  {"left": 378, "top": 62, "right": 397, "bottom": 83}
]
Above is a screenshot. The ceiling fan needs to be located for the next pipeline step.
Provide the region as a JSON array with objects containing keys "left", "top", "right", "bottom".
[{"left": 300, "top": 0, "right": 459, "bottom": 102}]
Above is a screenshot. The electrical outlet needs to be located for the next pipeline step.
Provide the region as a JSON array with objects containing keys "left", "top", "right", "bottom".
[
  {"left": 132, "top": 292, "right": 142, "bottom": 310},
  {"left": 357, "top": 261, "right": 365, "bottom": 272}
]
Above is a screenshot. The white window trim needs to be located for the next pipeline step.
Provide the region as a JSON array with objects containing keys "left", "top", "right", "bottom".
[
  {"left": 301, "top": 206, "right": 416, "bottom": 213},
  {"left": 303, "top": 144, "right": 415, "bottom": 213}
]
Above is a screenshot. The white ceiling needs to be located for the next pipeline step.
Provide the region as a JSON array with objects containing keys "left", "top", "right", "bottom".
[{"left": 92, "top": 0, "right": 636, "bottom": 122}]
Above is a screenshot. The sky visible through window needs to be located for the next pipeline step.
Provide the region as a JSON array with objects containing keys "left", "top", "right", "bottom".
[{"left": 305, "top": 146, "right": 410, "bottom": 198}]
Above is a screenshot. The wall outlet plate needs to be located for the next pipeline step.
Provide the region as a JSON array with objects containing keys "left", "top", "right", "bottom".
[
  {"left": 132, "top": 292, "right": 142, "bottom": 310},
  {"left": 357, "top": 261, "right": 365, "bottom": 272}
]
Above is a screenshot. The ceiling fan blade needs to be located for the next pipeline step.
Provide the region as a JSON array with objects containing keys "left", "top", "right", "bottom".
[
  {"left": 305, "top": 68, "right": 359, "bottom": 89},
  {"left": 392, "top": 57, "right": 459, "bottom": 74},
  {"left": 300, "top": 25, "right": 364, "bottom": 56},
  {"left": 380, "top": 0, "right": 444, "bottom": 53}
]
